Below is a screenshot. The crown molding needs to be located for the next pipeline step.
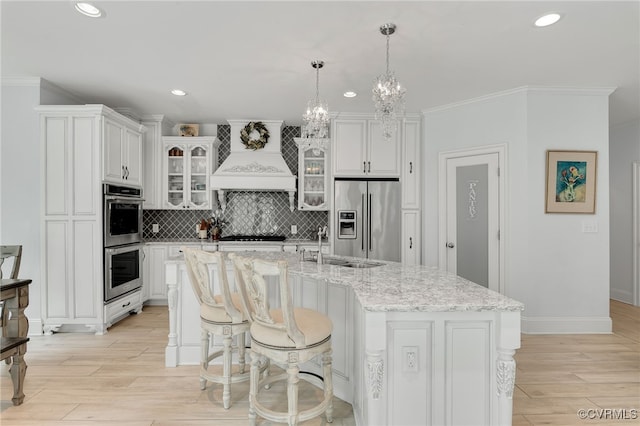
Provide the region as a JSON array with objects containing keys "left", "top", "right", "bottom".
[{"left": 422, "top": 86, "right": 618, "bottom": 115}]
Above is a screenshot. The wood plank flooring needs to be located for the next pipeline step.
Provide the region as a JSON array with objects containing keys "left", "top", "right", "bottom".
[
  {"left": 1, "top": 300, "right": 638, "bottom": 425},
  {"left": 0, "top": 306, "right": 354, "bottom": 425},
  {"left": 514, "top": 300, "right": 640, "bottom": 425}
]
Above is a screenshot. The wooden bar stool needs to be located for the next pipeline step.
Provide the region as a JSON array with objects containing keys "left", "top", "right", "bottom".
[
  {"left": 229, "top": 253, "right": 334, "bottom": 426},
  {"left": 182, "top": 247, "right": 250, "bottom": 409}
]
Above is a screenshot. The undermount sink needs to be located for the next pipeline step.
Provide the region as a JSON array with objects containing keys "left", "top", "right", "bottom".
[{"left": 305, "top": 255, "right": 383, "bottom": 269}]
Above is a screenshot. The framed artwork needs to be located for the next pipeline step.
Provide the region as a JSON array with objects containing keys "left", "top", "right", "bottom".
[{"left": 545, "top": 150, "right": 597, "bottom": 213}]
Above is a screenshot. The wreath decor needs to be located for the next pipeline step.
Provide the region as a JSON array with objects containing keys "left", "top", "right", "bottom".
[{"left": 240, "top": 121, "right": 270, "bottom": 150}]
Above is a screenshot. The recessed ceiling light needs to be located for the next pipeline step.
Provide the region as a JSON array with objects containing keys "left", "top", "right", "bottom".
[
  {"left": 343, "top": 91, "right": 357, "bottom": 98},
  {"left": 171, "top": 89, "right": 187, "bottom": 96},
  {"left": 75, "top": 2, "right": 102, "bottom": 18},
  {"left": 534, "top": 13, "right": 561, "bottom": 27}
]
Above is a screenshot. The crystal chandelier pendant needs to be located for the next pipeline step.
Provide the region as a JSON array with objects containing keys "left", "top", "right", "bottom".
[
  {"left": 303, "top": 60, "right": 330, "bottom": 154},
  {"left": 372, "top": 23, "right": 406, "bottom": 140}
]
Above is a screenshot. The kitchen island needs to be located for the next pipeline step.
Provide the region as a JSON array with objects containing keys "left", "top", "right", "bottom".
[{"left": 165, "top": 252, "right": 523, "bottom": 426}]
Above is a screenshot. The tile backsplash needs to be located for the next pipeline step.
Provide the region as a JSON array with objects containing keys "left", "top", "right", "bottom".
[{"left": 143, "top": 124, "right": 329, "bottom": 240}]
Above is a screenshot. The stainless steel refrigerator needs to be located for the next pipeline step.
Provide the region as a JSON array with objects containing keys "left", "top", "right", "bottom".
[{"left": 333, "top": 178, "right": 401, "bottom": 262}]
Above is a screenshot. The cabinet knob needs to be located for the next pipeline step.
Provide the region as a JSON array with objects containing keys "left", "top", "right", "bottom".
[{"left": 446, "top": 242, "right": 455, "bottom": 248}]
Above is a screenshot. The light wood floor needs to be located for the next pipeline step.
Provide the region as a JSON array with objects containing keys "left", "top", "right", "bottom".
[
  {"left": 1, "top": 300, "right": 638, "bottom": 425},
  {"left": 514, "top": 300, "right": 640, "bottom": 425}
]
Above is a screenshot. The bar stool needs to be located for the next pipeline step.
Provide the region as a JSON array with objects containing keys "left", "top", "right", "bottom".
[
  {"left": 182, "top": 247, "right": 250, "bottom": 409},
  {"left": 229, "top": 253, "right": 334, "bottom": 426}
]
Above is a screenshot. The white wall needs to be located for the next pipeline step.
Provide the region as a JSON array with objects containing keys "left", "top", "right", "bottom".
[
  {"left": 422, "top": 87, "right": 613, "bottom": 334},
  {"left": 610, "top": 119, "right": 640, "bottom": 304},
  {"left": 1, "top": 78, "right": 82, "bottom": 330}
]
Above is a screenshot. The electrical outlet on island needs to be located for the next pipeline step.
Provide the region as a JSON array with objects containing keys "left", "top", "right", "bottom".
[{"left": 291, "top": 225, "right": 298, "bottom": 235}]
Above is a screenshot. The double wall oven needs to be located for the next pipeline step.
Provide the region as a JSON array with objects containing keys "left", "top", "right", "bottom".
[{"left": 103, "top": 184, "right": 144, "bottom": 303}]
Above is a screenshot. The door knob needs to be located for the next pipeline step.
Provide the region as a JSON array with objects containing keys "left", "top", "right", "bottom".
[{"left": 446, "top": 242, "right": 455, "bottom": 248}]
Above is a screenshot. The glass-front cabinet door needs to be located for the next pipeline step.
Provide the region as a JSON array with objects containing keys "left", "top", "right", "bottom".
[
  {"left": 162, "top": 136, "right": 220, "bottom": 210},
  {"left": 295, "top": 138, "right": 330, "bottom": 211},
  {"left": 188, "top": 145, "right": 209, "bottom": 208},
  {"left": 166, "top": 145, "right": 185, "bottom": 208}
]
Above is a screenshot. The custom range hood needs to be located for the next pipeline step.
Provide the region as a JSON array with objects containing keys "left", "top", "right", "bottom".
[{"left": 211, "top": 120, "right": 296, "bottom": 211}]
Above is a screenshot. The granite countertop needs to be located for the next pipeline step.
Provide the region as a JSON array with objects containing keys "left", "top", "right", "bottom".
[
  {"left": 145, "top": 238, "right": 323, "bottom": 245},
  {"left": 166, "top": 251, "right": 524, "bottom": 313}
]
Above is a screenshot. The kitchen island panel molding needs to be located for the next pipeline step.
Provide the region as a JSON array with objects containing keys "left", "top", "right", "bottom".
[{"left": 165, "top": 253, "right": 521, "bottom": 425}]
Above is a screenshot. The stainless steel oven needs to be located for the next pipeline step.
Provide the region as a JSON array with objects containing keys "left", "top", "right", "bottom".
[
  {"left": 103, "top": 183, "right": 144, "bottom": 302},
  {"left": 104, "top": 243, "right": 143, "bottom": 302},
  {"left": 103, "top": 184, "right": 143, "bottom": 247}
]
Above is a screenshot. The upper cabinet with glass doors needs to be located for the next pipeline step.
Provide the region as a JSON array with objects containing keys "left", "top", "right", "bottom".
[
  {"left": 294, "top": 138, "right": 330, "bottom": 211},
  {"left": 162, "top": 136, "right": 220, "bottom": 210}
]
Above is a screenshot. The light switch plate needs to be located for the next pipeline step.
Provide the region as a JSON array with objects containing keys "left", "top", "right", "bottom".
[{"left": 581, "top": 220, "right": 598, "bottom": 233}]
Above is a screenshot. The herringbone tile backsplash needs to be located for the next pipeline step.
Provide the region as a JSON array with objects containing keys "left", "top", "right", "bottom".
[{"left": 143, "top": 125, "right": 329, "bottom": 240}]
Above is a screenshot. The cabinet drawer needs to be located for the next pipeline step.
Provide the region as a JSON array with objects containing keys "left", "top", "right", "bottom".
[{"left": 105, "top": 291, "right": 141, "bottom": 322}]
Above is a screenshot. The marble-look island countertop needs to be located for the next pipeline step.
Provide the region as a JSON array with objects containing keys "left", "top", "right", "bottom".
[{"left": 166, "top": 251, "right": 523, "bottom": 313}]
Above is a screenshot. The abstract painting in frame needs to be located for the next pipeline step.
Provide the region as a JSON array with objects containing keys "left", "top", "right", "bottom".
[{"left": 545, "top": 150, "right": 597, "bottom": 213}]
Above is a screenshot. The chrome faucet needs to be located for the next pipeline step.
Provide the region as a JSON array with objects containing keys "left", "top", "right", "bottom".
[{"left": 317, "top": 225, "right": 328, "bottom": 264}]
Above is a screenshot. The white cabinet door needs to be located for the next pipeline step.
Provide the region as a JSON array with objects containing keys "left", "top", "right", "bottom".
[
  {"left": 401, "top": 119, "right": 421, "bottom": 209},
  {"left": 401, "top": 210, "right": 421, "bottom": 265},
  {"left": 103, "top": 118, "right": 143, "bottom": 185},
  {"left": 147, "top": 245, "right": 169, "bottom": 303},
  {"left": 124, "top": 128, "right": 143, "bottom": 185},
  {"left": 103, "top": 119, "right": 124, "bottom": 182},
  {"left": 332, "top": 119, "right": 367, "bottom": 177},
  {"left": 332, "top": 117, "right": 400, "bottom": 177},
  {"left": 368, "top": 121, "right": 400, "bottom": 177},
  {"left": 142, "top": 120, "right": 161, "bottom": 209}
]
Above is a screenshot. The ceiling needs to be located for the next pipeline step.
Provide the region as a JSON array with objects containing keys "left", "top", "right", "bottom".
[{"left": 2, "top": 1, "right": 639, "bottom": 127}]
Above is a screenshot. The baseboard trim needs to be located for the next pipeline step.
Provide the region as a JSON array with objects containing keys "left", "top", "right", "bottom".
[
  {"left": 521, "top": 315, "right": 612, "bottom": 334},
  {"left": 28, "top": 318, "right": 44, "bottom": 336},
  {"left": 610, "top": 288, "right": 633, "bottom": 304}
]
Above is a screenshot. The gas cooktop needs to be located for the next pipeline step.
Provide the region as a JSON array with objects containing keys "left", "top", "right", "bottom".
[{"left": 218, "top": 235, "right": 287, "bottom": 242}]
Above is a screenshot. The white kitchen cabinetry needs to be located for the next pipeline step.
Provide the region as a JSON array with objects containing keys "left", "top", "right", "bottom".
[
  {"left": 143, "top": 244, "right": 172, "bottom": 304},
  {"left": 141, "top": 115, "right": 174, "bottom": 209},
  {"left": 401, "top": 210, "right": 421, "bottom": 265},
  {"left": 294, "top": 138, "right": 330, "bottom": 211},
  {"left": 103, "top": 117, "right": 145, "bottom": 185},
  {"left": 162, "top": 136, "right": 220, "bottom": 210},
  {"left": 37, "top": 105, "right": 145, "bottom": 334},
  {"left": 401, "top": 117, "right": 421, "bottom": 265},
  {"left": 105, "top": 290, "right": 142, "bottom": 329},
  {"left": 332, "top": 116, "right": 400, "bottom": 177},
  {"left": 401, "top": 118, "right": 421, "bottom": 210}
]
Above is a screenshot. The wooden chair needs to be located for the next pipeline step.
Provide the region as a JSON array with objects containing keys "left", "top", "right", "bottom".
[
  {"left": 229, "top": 253, "right": 334, "bottom": 426},
  {"left": 181, "top": 247, "right": 250, "bottom": 409},
  {"left": 1, "top": 245, "right": 23, "bottom": 339},
  {"left": 0, "top": 245, "right": 22, "bottom": 280}
]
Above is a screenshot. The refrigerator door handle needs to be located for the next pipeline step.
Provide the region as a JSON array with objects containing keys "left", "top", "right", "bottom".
[
  {"left": 361, "top": 194, "right": 365, "bottom": 251},
  {"left": 369, "top": 193, "right": 373, "bottom": 251},
  {"left": 360, "top": 194, "right": 365, "bottom": 251}
]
